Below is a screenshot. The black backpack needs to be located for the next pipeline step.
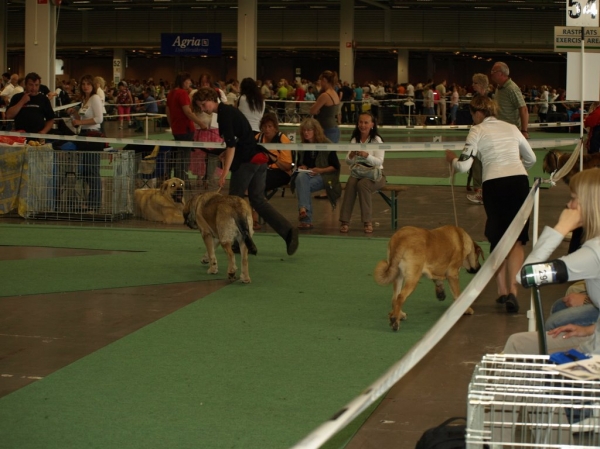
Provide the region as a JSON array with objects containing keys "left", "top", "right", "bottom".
[{"left": 415, "top": 417, "right": 466, "bottom": 449}]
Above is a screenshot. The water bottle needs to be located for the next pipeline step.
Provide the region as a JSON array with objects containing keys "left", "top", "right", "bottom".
[{"left": 520, "top": 259, "right": 568, "bottom": 288}]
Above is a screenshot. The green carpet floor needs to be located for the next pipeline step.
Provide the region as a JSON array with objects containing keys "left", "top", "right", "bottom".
[{"left": 0, "top": 225, "right": 486, "bottom": 448}]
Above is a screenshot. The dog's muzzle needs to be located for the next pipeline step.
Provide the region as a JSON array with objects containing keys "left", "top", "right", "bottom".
[
  {"left": 466, "top": 264, "right": 481, "bottom": 274},
  {"left": 173, "top": 188, "right": 184, "bottom": 203}
]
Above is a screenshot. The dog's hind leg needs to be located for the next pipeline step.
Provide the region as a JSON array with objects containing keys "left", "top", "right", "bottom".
[
  {"left": 447, "top": 274, "right": 474, "bottom": 315},
  {"left": 433, "top": 279, "right": 446, "bottom": 301},
  {"left": 389, "top": 266, "right": 419, "bottom": 331},
  {"left": 239, "top": 242, "right": 251, "bottom": 284},
  {"left": 221, "top": 241, "right": 239, "bottom": 281},
  {"left": 202, "top": 234, "right": 219, "bottom": 274}
]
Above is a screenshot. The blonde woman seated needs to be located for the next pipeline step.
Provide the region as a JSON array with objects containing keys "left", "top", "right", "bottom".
[
  {"left": 291, "top": 118, "right": 341, "bottom": 230},
  {"left": 339, "top": 112, "right": 386, "bottom": 234},
  {"left": 253, "top": 112, "right": 293, "bottom": 230}
]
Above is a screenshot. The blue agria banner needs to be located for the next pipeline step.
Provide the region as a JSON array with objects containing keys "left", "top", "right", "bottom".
[{"left": 161, "top": 33, "right": 222, "bottom": 56}]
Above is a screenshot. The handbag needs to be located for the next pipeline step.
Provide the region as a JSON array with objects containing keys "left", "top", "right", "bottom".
[{"left": 350, "top": 156, "right": 382, "bottom": 181}]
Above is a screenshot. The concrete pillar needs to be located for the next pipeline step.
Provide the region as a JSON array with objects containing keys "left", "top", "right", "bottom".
[
  {"left": 0, "top": 0, "right": 7, "bottom": 73},
  {"left": 113, "top": 49, "right": 126, "bottom": 85},
  {"left": 25, "top": 0, "right": 56, "bottom": 90},
  {"left": 237, "top": 0, "right": 257, "bottom": 80},
  {"left": 339, "top": 0, "right": 354, "bottom": 83},
  {"left": 397, "top": 50, "right": 409, "bottom": 84}
]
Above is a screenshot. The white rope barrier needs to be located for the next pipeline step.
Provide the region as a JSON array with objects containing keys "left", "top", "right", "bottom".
[
  {"left": 289, "top": 178, "right": 541, "bottom": 449},
  {"left": 0, "top": 129, "right": 580, "bottom": 152}
]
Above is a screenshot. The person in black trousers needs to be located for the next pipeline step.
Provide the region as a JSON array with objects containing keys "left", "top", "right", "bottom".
[{"left": 193, "top": 87, "right": 299, "bottom": 256}]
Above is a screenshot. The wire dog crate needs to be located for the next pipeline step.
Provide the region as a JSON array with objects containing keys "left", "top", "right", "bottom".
[
  {"left": 467, "top": 354, "right": 600, "bottom": 448},
  {"left": 26, "top": 148, "right": 136, "bottom": 222}
]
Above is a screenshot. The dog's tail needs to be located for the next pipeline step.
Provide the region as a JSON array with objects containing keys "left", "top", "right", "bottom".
[
  {"left": 236, "top": 217, "right": 258, "bottom": 255},
  {"left": 373, "top": 258, "right": 400, "bottom": 286}
]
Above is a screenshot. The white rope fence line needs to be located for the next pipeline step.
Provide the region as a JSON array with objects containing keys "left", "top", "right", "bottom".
[
  {"left": 290, "top": 178, "right": 542, "bottom": 449},
  {"left": 0, "top": 130, "right": 579, "bottom": 152}
]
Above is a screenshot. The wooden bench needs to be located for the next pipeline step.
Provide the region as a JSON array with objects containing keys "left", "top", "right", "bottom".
[{"left": 265, "top": 183, "right": 408, "bottom": 230}]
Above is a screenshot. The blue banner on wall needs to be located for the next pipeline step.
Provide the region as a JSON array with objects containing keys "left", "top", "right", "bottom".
[{"left": 161, "top": 33, "right": 222, "bottom": 56}]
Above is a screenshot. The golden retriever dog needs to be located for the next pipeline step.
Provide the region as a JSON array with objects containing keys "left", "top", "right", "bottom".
[
  {"left": 134, "top": 178, "right": 185, "bottom": 224},
  {"left": 184, "top": 192, "right": 257, "bottom": 283},
  {"left": 374, "top": 225, "right": 484, "bottom": 331},
  {"left": 542, "top": 150, "right": 600, "bottom": 184}
]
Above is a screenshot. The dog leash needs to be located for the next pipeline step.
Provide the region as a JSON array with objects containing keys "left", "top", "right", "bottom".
[{"left": 448, "top": 163, "right": 459, "bottom": 228}]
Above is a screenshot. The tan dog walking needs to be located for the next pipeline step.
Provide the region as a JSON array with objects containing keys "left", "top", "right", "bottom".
[
  {"left": 374, "top": 225, "right": 483, "bottom": 331},
  {"left": 184, "top": 192, "right": 257, "bottom": 283}
]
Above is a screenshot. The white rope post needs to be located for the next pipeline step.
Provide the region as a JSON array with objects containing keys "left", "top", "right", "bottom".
[{"left": 528, "top": 181, "right": 541, "bottom": 332}]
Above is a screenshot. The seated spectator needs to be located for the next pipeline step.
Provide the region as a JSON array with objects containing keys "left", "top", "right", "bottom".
[
  {"left": 339, "top": 112, "right": 386, "bottom": 234},
  {"left": 291, "top": 118, "right": 341, "bottom": 230},
  {"left": 252, "top": 113, "right": 293, "bottom": 230},
  {"left": 545, "top": 281, "right": 599, "bottom": 331},
  {"left": 503, "top": 169, "right": 600, "bottom": 355},
  {"left": 257, "top": 113, "right": 293, "bottom": 192},
  {"left": 585, "top": 101, "right": 600, "bottom": 154}
]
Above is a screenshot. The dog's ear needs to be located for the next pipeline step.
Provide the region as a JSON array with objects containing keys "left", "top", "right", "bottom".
[{"left": 160, "top": 181, "right": 169, "bottom": 193}]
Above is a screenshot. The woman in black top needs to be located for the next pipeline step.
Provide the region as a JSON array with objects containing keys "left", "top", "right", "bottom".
[{"left": 194, "top": 88, "right": 298, "bottom": 256}]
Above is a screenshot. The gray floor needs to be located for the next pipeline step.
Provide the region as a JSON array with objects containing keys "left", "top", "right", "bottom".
[{"left": 0, "top": 120, "right": 575, "bottom": 448}]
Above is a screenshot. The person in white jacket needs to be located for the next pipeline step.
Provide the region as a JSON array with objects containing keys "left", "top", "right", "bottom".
[{"left": 445, "top": 95, "right": 536, "bottom": 314}]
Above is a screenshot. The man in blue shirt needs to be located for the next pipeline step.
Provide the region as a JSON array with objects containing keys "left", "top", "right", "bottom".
[
  {"left": 352, "top": 83, "right": 363, "bottom": 123},
  {"left": 133, "top": 88, "right": 159, "bottom": 132}
]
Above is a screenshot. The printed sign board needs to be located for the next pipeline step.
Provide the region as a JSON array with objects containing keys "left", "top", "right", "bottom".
[
  {"left": 555, "top": 26, "right": 600, "bottom": 51},
  {"left": 566, "top": 0, "right": 599, "bottom": 27},
  {"left": 161, "top": 33, "right": 222, "bottom": 56}
]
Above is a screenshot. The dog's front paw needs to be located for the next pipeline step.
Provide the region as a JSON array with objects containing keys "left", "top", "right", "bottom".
[
  {"left": 207, "top": 265, "right": 218, "bottom": 274},
  {"left": 435, "top": 288, "right": 446, "bottom": 301},
  {"left": 388, "top": 312, "right": 402, "bottom": 331},
  {"left": 399, "top": 311, "right": 407, "bottom": 320},
  {"left": 227, "top": 271, "right": 238, "bottom": 281},
  {"left": 464, "top": 307, "right": 474, "bottom": 315},
  {"left": 201, "top": 256, "right": 210, "bottom": 264}
]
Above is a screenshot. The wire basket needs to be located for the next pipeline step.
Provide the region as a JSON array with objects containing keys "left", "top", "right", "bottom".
[{"left": 467, "top": 354, "right": 600, "bottom": 448}]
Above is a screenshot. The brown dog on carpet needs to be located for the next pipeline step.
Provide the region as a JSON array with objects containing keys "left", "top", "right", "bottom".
[
  {"left": 542, "top": 150, "right": 600, "bottom": 184},
  {"left": 184, "top": 192, "right": 257, "bottom": 284},
  {"left": 374, "top": 225, "right": 484, "bottom": 331},
  {"left": 134, "top": 177, "right": 185, "bottom": 224}
]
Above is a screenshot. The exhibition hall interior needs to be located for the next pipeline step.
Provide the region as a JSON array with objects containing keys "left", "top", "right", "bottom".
[{"left": 1, "top": 1, "right": 600, "bottom": 448}]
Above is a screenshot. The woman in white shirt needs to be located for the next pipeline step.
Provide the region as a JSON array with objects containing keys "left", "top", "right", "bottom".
[
  {"left": 237, "top": 77, "right": 265, "bottom": 134},
  {"left": 445, "top": 95, "right": 536, "bottom": 314},
  {"left": 339, "top": 112, "right": 386, "bottom": 234},
  {"left": 71, "top": 74, "right": 105, "bottom": 211}
]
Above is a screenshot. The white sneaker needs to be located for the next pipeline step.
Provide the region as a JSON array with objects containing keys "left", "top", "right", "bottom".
[{"left": 467, "top": 189, "right": 483, "bottom": 205}]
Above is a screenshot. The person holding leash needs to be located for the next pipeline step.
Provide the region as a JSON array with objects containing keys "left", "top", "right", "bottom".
[
  {"left": 194, "top": 87, "right": 299, "bottom": 256},
  {"left": 444, "top": 95, "right": 536, "bottom": 313}
]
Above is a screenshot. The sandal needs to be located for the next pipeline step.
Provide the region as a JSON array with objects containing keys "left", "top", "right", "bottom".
[
  {"left": 298, "top": 222, "right": 314, "bottom": 230},
  {"left": 364, "top": 222, "right": 373, "bottom": 233},
  {"left": 340, "top": 222, "right": 350, "bottom": 233},
  {"left": 299, "top": 208, "right": 308, "bottom": 221}
]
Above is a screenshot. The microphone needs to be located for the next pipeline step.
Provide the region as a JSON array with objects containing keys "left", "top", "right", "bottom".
[{"left": 520, "top": 259, "right": 569, "bottom": 288}]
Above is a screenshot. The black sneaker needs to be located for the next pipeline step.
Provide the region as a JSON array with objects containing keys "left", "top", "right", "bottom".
[
  {"left": 286, "top": 228, "right": 299, "bottom": 256},
  {"left": 505, "top": 294, "right": 519, "bottom": 313}
]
